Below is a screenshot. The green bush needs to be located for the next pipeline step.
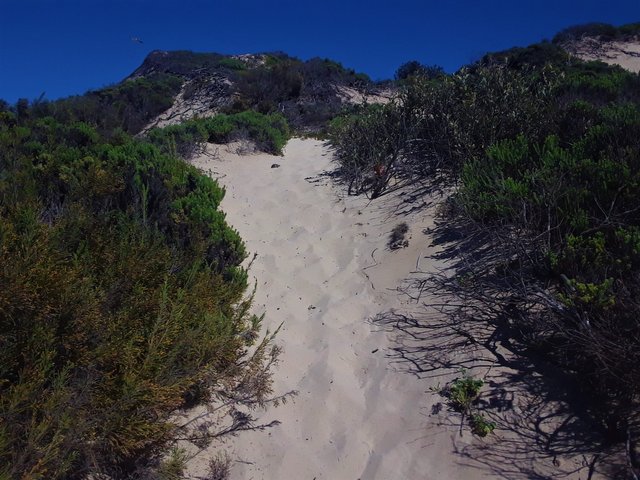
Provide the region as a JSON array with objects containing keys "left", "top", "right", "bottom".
[
  {"left": 442, "top": 373, "right": 496, "bottom": 437},
  {"left": 470, "top": 414, "right": 496, "bottom": 437},
  {"left": 231, "top": 110, "right": 290, "bottom": 154},
  {"left": 236, "top": 60, "right": 303, "bottom": 114},
  {"left": 147, "top": 111, "right": 290, "bottom": 157},
  {"left": 446, "top": 372, "right": 484, "bottom": 412},
  {"left": 0, "top": 111, "right": 275, "bottom": 478},
  {"left": 16, "top": 73, "right": 183, "bottom": 138}
]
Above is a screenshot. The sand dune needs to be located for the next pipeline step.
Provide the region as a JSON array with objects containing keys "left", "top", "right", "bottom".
[
  {"left": 564, "top": 37, "right": 640, "bottom": 73},
  {"left": 187, "top": 138, "right": 602, "bottom": 479}
]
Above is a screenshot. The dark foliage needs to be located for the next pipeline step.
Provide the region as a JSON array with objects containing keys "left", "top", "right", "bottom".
[
  {"left": 22, "top": 73, "right": 184, "bottom": 136},
  {"left": 128, "top": 50, "right": 248, "bottom": 78},
  {"left": 478, "top": 42, "right": 571, "bottom": 69},
  {"left": 235, "top": 59, "right": 304, "bottom": 114},
  {"left": 553, "top": 22, "right": 640, "bottom": 44},
  {"left": 230, "top": 56, "right": 374, "bottom": 129},
  {"left": 395, "top": 61, "right": 445, "bottom": 81}
]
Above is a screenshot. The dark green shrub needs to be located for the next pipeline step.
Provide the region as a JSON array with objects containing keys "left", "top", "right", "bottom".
[
  {"left": 21, "top": 73, "right": 183, "bottom": 137},
  {"left": 236, "top": 60, "right": 303, "bottom": 113},
  {"left": 470, "top": 414, "right": 496, "bottom": 437},
  {"left": 329, "top": 102, "right": 408, "bottom": 197},
  {"left": 480, "top": 42, "right": 570, "bottom": 69},
  {"left": 442, "top": 373, "right": 496, "bottom": 437},
  {"left": 395, "top": 61, "right": 444, "bottom": 81},
  {"left": 231, "top": 110, "right": 290, "bottom": 154}
]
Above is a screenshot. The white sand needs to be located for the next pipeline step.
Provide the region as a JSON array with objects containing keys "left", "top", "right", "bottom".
[
  {"left": 187, "top": 138, "right": 604, "bottom": 479},
  {"left": 564, "top": 37, "right": 640, "bottom": 73}
]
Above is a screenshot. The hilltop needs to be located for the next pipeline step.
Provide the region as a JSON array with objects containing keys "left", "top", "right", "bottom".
[
  {"left": 554, "top": 22, "right": 640, "bottom": 72},
  {"left": 127, "top": 50, "right": 393, "bottom": 132},
  {"left": 115, "top": 29, "right": 640, "bottom": 136}
]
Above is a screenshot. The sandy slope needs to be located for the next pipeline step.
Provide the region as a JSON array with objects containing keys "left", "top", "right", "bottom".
[
  {"left": 564, "top": 37, "right": 640, "bottom": 73},
  {"left": 187, "top": 139, "right": 602, "bottom": 479},
  {"left": 188, "top": 138, "right": 469, "bottom": 479}
]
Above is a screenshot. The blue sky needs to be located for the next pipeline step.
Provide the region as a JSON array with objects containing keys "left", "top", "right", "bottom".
[{"left": 1, "top": 0, "right": 638, "bottom": 103}]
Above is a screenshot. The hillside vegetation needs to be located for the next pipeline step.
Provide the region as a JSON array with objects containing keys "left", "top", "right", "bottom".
[
  {"left": 147, "top": 110, "right": 290, "bottom": 157},
  {"left": 11, "top": 73, "right": 184, "bottom": 137},
  {"left": 130, "top": 50, "right": 378, "bottom": 132},
  {"left": 0, "top": 98, "right": 289, "bottom": 478},
  {"left": 552, "top": 22, "right": 640, "bottom": 44},
  {"left": 330, "top": 27, "right": 640, "bottom": 474}
]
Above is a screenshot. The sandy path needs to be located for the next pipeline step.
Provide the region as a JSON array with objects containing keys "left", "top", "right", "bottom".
[
  {"left": 187, "top": 138, "right": 600, "bottom": 480},
  {"left": 188, "top": 138, "right": 474, "bottom": 480}
]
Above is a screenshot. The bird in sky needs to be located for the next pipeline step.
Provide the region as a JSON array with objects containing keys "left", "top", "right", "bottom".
[{"left": 131, "top": 36, "right": 144, "bottom": 44}]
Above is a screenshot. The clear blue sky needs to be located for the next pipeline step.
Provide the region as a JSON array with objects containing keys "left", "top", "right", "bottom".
[{"left": 1, "top": 0, "right": 638, "bottom": 104}]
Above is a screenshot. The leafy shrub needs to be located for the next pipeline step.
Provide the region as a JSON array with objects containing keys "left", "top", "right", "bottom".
[
  {"left": 330, "top": 63, "right": 558, "bottom": 197},
  {"left": 441, "top": 372, "right": 496, "bottom": 437},
  {"left": 479, "top": 42, "right": 570, "bottom": 70},
  {"left": 147, "top": 111, "right": 290, "bottom": 157},
  {"left": 445, "top": 372, "right": 484, "bottom": 413},
  {"left": 329, "top": 102, "right": 409, "bottom": 197},
  {"left": 236, "top": 60, "right": 304, "bottom": 113},
  {"left": 470, "top": 414, "right": 496, "bottom": 437},
  {"left": 231, "top": 110, "right": 290, "bottom": 154},
  {"left": 131, "top": 50, "right": 234, "bottom": 77},
  {"left": 395, "top": 61, "right": 445, "bottom": 81},
  {"left": 0, "top": 111, "right": 276, "bottom": 478},
  {"left": 18, "top": 73, "right": 183, "bottom": 136},
  {"left": 559, "top": 62, "right": 639, "bottom": 103}
]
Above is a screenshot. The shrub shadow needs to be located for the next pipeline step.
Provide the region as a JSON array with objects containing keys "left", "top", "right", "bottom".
[{"left": 368, "top": 216, "right": 629, "bottom": 479}]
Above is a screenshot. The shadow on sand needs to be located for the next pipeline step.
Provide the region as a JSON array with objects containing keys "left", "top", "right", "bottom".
[{"left": 368, "top": 212, "right": 630, "bottom": 479}]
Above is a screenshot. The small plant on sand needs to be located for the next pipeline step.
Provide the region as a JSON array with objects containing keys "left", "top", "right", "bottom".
[
  {"left": 389, "top": 222, "right": 410, "bottom": 250},
  {"left": 445, "top": 371, "right": 484, "bottom": 413},
  {"left": 470, "top": 413, "right": 496, "bottom": 437},
  {"left": 205, "top": 453, "right": 232, "bottom": 480},
  {"left": 441, "top": 371, "right": 496, "bottom": 437}
]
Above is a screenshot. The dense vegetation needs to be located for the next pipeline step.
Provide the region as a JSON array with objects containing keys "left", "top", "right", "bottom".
[
  {"left": 0, "top": 99, "right": 282, "bottom": 477},
  {"left": 329, "top": 33, "right": 640, "bottom": 473},
  {"left": 132, "top": 50, "right": 375, "bottom": 131},
  {"left": 148, "top": 110, "right": 290, "bottom": 157},
  {"left": 128, "top": 50, "right": 250, "bottom": 77},
  {"left": 395, "top": 61, "right": 445, "bottom": 81},
  {"left": 231, "top": 55, "right": 372, "bottom": 128},
  {"left": 20, "top": 73, "right": 183, "bottom": 137}
]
